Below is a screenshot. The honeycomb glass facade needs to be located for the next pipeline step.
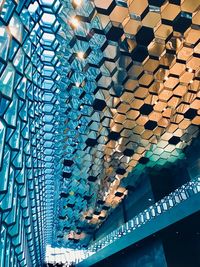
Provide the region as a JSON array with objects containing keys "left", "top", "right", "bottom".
[{"left": 0, "top": 0, "right": 200, "bottom": 266}]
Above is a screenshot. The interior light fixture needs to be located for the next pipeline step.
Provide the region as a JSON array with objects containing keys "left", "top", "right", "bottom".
[
  {"left": 73, "top": 0, "right": 82, "bottom": 7},
  {"left": 70, "top": 17, "right": 79, "bottom": 28},
  {"left": 187, "top": 67, "right": 193, "bottom": 73},
  {"left": 77, "top": 51, "right": 85, "bottom": 59}
]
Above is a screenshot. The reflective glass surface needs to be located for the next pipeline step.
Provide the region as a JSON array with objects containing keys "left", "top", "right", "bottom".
[{"left": 0, "top": 0, "right": 200, "bottom": 266}]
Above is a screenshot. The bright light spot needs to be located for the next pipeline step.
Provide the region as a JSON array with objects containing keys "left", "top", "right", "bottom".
[
  {"left": 0, "top": 27, "right": 5, "bottom": 37},
  {"left": 28, "top": 1, "right": 39, "bottom": 13},
  {"left": 0, "top": 121, "right": 4, "bottom": 131},
  {"left": 70, "top": 17, "right": 79, "bottom": 28},
  {"left": 9, "top": 17, "right": 22, "bottom": 42},
  {"left": 3, "top": 71, "right": 12, "bottom": 85},
  {"left": 45, "top": 245, "right": 90, "bottom": 265},
  {"left": 73, "top": 0, "right": 82, "bottom": 6},
  {"left": 41, "top": 13, "right": 56, "bottom": 25},
  {"left": 77, "top": 51, "right": 85, "bottom": 59},
  {"left": 188, "top": 68, "right": 193, "bottom": 73},
  {"left": 42, "top": 33, "right": 55, "bottom": 41},
  {"left": 40, "top": 0, "right": 55, "bottom": 5},
  {"left": 75, "top": 82, "right": 80, "bottom": 87}
]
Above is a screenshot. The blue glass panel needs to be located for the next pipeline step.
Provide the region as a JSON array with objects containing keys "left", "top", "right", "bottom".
[{"left": 0, "top": 63, "right": 15, "bottom": 99}]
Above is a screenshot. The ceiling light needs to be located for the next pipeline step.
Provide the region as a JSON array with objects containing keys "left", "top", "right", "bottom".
[
  {"left": 188, "top": 68, "right": 193, "bottom": 73},
  {"left": 77, "top": 51, "right": 85, "bottom": 59},
  {"left": 73, "top": 0, "right": 82, "bottom": 7},
  {"left": 70, "top": 17, "right": 79, "bottom": 28}
]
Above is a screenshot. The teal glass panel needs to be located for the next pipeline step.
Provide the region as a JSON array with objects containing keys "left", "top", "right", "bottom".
[
  {"left": 0, "top": 166, "right": 14, "bottom": 211},
  {"left": 0, "top": 145, "right": 11, "bottom": 192},
  {"left": 0, "top": 63, "right": 15, "bottom": 99},
  {"left": 8, "top": 14, "right": 23, "bottom": 43},
  {"left": 0, "top": 26, "right": 10, "bottom": 61},
  {"left": 0, "top": 120, "right": 6, "bottom": 168},
  {"left": 0, "top": 225, "right": 6, "bottom": 267},
  {"left": 0, "top": 0, "right": 15, "bottom": 24},
  {"left": 3, "top": 93, "right": 18, "bottom": 127}
]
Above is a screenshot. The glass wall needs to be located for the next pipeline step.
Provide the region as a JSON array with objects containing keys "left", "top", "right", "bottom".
[{"left": 0, "top": 0, "right": 60, "bottom": 265}]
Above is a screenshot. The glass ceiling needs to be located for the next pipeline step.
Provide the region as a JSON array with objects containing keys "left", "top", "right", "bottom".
[{"left": 0, "top": 0, "right": 200, "bottom": 266}]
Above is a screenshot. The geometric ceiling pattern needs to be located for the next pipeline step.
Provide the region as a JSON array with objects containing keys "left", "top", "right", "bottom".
[
  {"left": 0, "top": 0, "right": 200, "bottom": 265},
  {"left": 55, "top": 0, "right": 200, "bottom": 248}
]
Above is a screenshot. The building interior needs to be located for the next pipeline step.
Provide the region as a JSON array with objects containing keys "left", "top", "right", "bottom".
[{"left": 0, "top": 0, "right": 200, "bottom": 266}]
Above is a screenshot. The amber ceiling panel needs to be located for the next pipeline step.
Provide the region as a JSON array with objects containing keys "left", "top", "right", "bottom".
[{"left": 54, "top": 0, "right": 200, "bottom": 248}]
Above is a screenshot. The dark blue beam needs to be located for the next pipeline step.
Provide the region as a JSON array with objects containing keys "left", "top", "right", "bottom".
[{"left": 78, "top": 192, "right": 200, "bottom": 267}]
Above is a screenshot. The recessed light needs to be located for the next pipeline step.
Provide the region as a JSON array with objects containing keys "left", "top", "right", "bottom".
[
  {"left": 73, "top": 0, "right": 82, "bottom": 7},
  {"left": 77, "top": 51, "right": 85, "bottom": 59},
  {"left": 70, "top": 17, "right": 79, "bottom": 28},
  {"left": 187, "top": 68, "right": 193, "bottom": 73}
]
